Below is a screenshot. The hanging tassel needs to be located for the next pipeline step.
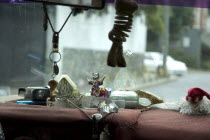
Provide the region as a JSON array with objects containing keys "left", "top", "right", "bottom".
[{"left": 107, "top": 0, "right": 138, "bottom": 67}]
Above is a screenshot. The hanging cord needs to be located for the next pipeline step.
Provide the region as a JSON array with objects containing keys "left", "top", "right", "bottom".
[
  {"left": 108, "top": 112, "right": 115, "bottom": 128},
  {"left": 63, "top": 97, "right": 93, "bottom": 120},
  {"left": 43, "top": 4, "right": 48, "bottom": 31},
  {"left": 59, "top": 97, "right": 149, "bottom": 139},
  {"left": 63, "top": 97, "right": 115, "bottom": 121},
  {"left": 103, "top": 112, "right": 116, "bottom": 131},
  {"left": 60, "top": 97, "right": 149, "bottom": 136},
  {"left": 99, "top": 109, "right": 149, "bottom": 139},
  {"left": 119, "top": 108, "right": 149, "bottom": 129},
  {"left": 63, "top": 97, "right": 117, "bottom": 140},
  {"left": 43, "top": 3, "right": 116, "bottom": 129},
  {"left": 43, "top": 3, "right": 76, "bottom": 81},
  {"left": 43, "top": 4, "right": 75, "bottom": 33}
]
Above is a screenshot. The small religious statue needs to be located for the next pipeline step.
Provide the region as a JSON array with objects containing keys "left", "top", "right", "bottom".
[{"left": 87, "top": 73, "right": 106, "bottom": 97}]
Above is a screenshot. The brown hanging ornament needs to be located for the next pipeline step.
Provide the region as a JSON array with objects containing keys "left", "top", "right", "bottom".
[
  {"left": 107, "top": 0, "right": 138, "bottom": 67},
  {"left": 48, "top": 79, "right": 58, "bottom": 101}
]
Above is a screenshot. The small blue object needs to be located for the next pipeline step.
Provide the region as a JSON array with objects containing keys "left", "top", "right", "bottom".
[{"left": 16, "top": 100, "right": 46, "bottom": 105}]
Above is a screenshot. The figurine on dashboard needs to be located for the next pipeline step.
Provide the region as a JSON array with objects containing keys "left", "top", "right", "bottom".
[
  {"left": 150, "top": 88, "right": 210, "bottom": 115},
  {"left": 87, "top": 73, "right": 106, "bottom": 97}
]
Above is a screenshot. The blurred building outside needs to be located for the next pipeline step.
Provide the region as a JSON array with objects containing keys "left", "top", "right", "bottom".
[
  {"left": 147, "top": 7, "right": 210, "bottom": 70},
  {"left": 2, "top": 4, "right": 208, "bottom": 94},
  {"left": 46, "top": 4, "right": 148, "bottom": 92}
]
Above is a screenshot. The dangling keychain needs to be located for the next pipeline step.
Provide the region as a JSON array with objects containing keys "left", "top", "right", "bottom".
[
  {"left": 48, "top": 26, "right": 61, "bottom": 103},
  {"left": 43, "top": 4, "right": 75, "bottom": 105},
  {"left": 48, "top": 52, "right": 61, "bottom": 103},
  {"left": 52, "top": 32, "right": 59, "bottom": 52}
]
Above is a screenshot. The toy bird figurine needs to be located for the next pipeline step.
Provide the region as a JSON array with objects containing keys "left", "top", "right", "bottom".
[{"left": 150, "top": 88, "right": 210, "bottom": 115}]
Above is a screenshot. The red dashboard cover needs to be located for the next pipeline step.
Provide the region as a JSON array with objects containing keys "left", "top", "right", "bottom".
[{"left": 0, "top": 103, "right": 210, "bottom": 140}]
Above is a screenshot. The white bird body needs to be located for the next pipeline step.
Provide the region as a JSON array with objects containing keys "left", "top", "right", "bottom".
[{"left": 150, "top": 97, "right": 210, "bottom": 115}]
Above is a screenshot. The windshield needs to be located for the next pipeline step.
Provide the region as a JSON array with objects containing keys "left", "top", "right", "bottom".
[{"left": 0, "top": 2, "right": 209, "bottom": 103}]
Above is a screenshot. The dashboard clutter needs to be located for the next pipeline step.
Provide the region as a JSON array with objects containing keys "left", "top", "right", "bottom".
[
  {"left": 18, "top": 87, "right": 50, "bottom": 105},
  {"left": 86, "top": 72, "right": 106, "bottom": 97},
  {"left": 110, "top": 90, "right": 139, "bottom": 109},
  {"left": 97, "top": 97, "right": 118, "bottom": 116},
  {"left": 17, "top": 72, "right": 165, "bottom": 111},
  {"left": 18, "top": 87, "right": 50, "bottom": 101},
  {"left": 47, "top": 75, "right": 80, "bottom": 107},
  {"left": 56, "top": 75, "right": 80, "bottom": 98}
]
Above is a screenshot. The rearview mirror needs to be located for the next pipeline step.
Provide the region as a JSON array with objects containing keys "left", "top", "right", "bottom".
[{"left": 24, "top": 0, "right": 105, "bottom": 9}]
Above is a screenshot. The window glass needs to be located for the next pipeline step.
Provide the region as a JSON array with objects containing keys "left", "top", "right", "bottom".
[
  {"left": 144, "top": 55, "right": 153, "bottom": 60},
  {"left": 0, "top": 2, "right": 209, "bottom": 103}
]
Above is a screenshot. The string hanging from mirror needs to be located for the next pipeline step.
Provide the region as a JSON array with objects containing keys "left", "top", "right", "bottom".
[
  {"left": 107, "top": 0, "right": 138, "bottom": 67},
  {"left": 48, "top": 51, "right": 61, "bottom": 102},
  {"left": 43, "top": 4, "right": 48, "bottom": 31},
  {"left": 42, "top": 4, "right": 75, "bottom": 102},
  {"left": 43, "top": 4, "right": 75, "bottom": 53},
  {"left": 44, "top": 4, "right": 74, "bottom": 73}
]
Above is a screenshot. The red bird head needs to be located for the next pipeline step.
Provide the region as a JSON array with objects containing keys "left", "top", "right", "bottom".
[{"left": 186, "top": 88, "right": 210, "bottom": 104}]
